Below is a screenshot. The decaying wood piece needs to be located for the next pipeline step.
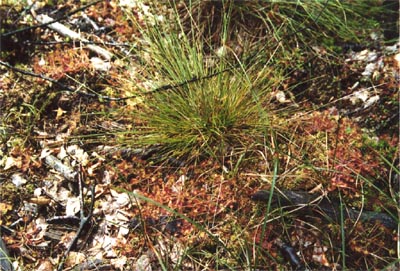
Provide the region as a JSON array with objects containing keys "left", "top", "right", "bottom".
[
  {"left": 34, "top": 14, "right": 113, "bottom": 60},
  {"left": 252, "top": 189, "right": 398, "bottom": 230}
]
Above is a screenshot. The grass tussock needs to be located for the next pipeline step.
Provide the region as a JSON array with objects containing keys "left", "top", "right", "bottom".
[
  {"left": 129, "top": 11, "right": 282, "bottom": 163},
  {"left": 124, "top": 0, "right": 388, "bottom": 166},
  {"left": 122, "top": 2, "right": 398, "bottom": 192}
]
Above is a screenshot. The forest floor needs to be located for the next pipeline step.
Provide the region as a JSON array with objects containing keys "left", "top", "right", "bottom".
[{"left": 0, "top": 1, "right": 399, "bottom": 270}]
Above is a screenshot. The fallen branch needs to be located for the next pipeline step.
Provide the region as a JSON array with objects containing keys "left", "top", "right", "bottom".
[
  {"left": 251, "top": 189, "right": 398, "bottom": 230},
  {"left": 34, "top": 14, "right": 113, "bottom": 60},
  {"left": 24, "top": 39, "right": 130, "bottom": 48},
  {"left": 0, "top": 0, "right": 103, "bottom": 38}
]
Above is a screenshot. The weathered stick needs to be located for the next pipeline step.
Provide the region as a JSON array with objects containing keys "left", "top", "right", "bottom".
[{"left": 34, "top": 14, "right": 113, "bottom": 60}]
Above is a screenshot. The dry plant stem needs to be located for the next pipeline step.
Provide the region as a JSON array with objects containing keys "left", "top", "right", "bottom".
[
  {"left": 57, "top": 166, "right": 96, "bottom": 271},
  {"left": 34, "top": 14, "right": 113, "bottom": 60}
]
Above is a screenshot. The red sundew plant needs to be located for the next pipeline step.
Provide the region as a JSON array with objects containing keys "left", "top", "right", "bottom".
[
  {"left": 295, "top": 111, "right": 382, "bottom": 194},
  {"left": 327, "top": 118, "right": 381, "bottom": 194},
  {"left": 33, "top": 48, "right": 91, "bottom": 80},
  {"left": 329, "top": 144, "right": 379, "bottom": 193}
]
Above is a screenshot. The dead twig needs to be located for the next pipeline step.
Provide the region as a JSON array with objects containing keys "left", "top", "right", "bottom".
[
  {"left": 57, "top": 165, "right": 96, "bottom": 271},
  {"left": 33, "top": 14, "right": 113, "bottom": 60},
  {"left": 0, "top": 0, "right": 103, "bottom": 38},
  {"left": 24, "top": 39, "right": 130, "bottom": 48}
]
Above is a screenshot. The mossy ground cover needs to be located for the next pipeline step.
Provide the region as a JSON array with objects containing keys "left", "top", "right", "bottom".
[{"left": 0, "top": 0, "right": 399, "bottom": 270}]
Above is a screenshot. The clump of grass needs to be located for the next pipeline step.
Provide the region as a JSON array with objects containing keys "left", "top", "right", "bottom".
[
  {"left": 123, "top": 1, "right": 303, "bottom": 165},
  {"left": 135, "top": 27, "right": 273, "bottom": 162},
  {"left": 124, "top": 0, "right": 385, "bottom": 165}
]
